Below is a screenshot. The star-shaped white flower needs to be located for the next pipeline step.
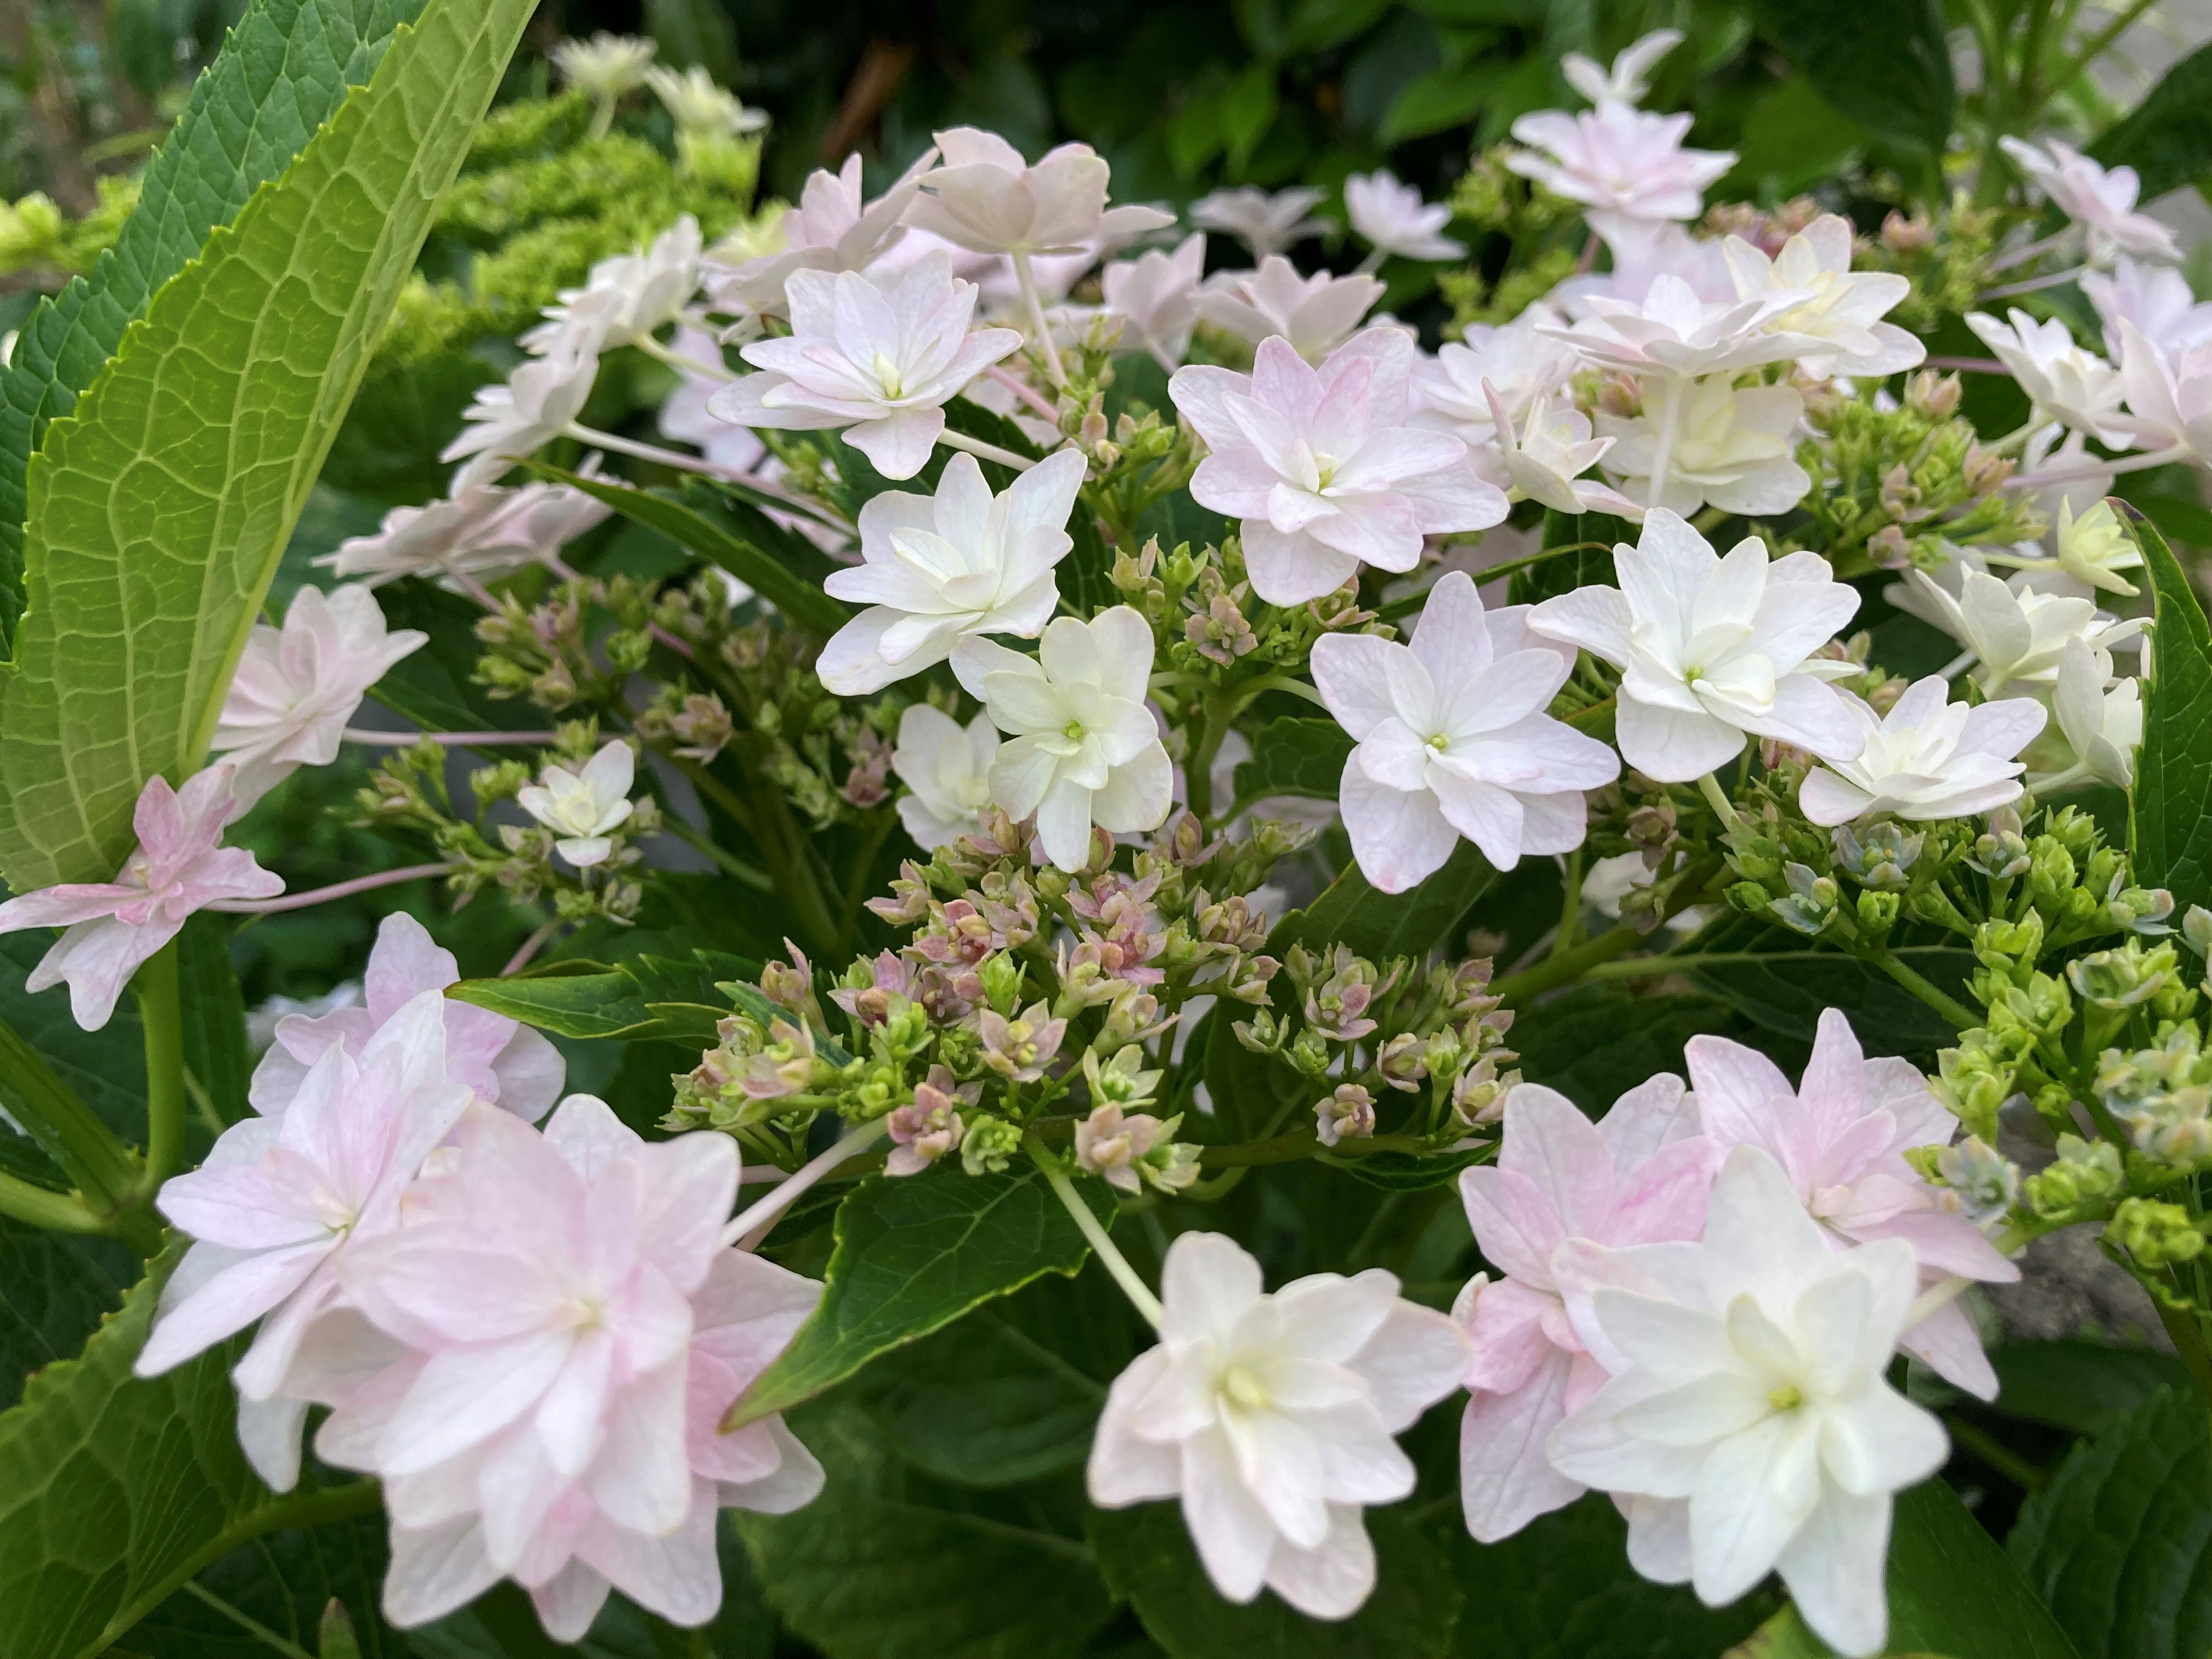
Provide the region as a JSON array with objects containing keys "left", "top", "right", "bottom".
[
  {"left": 890, "top": 704, "right": 999, "bottom": 850},
  {"left": 441, "top": 337, "right": 599, "bottom": 489},
  {"left": 523, "top": 216, "right": 702, "bottom": 355},
  {"left": 1170, "top": 329, "right": 1506, "bottom": 606},
  {"left": 1411, "top": 303, "right": 1578, "bottom": 448},
  {"left": 951, "top": 607, "right": 1172, "bottom": 872},
  {"left": 1999, "top": 135, "right": 2180, "bottom": 264},
  {"left": 706, "top": 150, "right": 936, "bottom": 324},
  {"left": 1560, "top": 28, "right": 1683, "bottom": 108},
  {"left": 1530, "top": 510, "right": 1863, "bottom": 782},
  {"left": 708, "top": 251, "right": 1023, "bottom": 479},
  {"left": 1544, "top": 274, "right": 1821, "bottom": 379},
  {"left": 516, "top": 740, "right": 637, "bottom": 867},
  {"left": 2083, "top": 255, "right": 2212, "bottom": 359},
  {"left": 1596, "top": 375, "right": 1810, "bottom": 518},
  {"left": 905, "top": 127, "right": 1173, "bottom": 258},
  {"left": 1312, "top": 571, "right": 1619, "bottom": 891},
  {"left": 1721, "top": 215, "right": 1925, "bottom": 378},
  {"left": 1086, "top": 1232, "right": 1469, "bottom": 1619},
  {"left": 1798, "top": 676, "right": 2045, "bottom": 826},
  {"left": 1195, "top": 257, "right": 1384, "bottom": 363},
  {"left": 817, "top": 448, "right": 1086, "bottom": 693},
  {"left": 1485, "top": 381, "right": 1640, "bottom": 517},
  {"left": 1343, "top": 170, "right": 1465, "bottom": 262},
  {"left": 1547, "top": 1147, "right": 1949, "bottom": 1659},
  {"left": 2045, "top": 636, "right": 2142, "bottom": 791},
  {"left": 1189, "top": 185, "right": 1330, "bottom": 259},
  {"left": 1966, "top": 309, "right": 2127, "bottom": 444},
  {"left": 1895, "top": 567, "right": 2141, "bottom": 694},
  {"left": 551, "top": 33, "right": 655, "bottom": 103},
  {"left": 1506, "top": 105, "right": 1734, "bottom": 223},
  {"left": 1102, "top": 233, "right": 1206, "bottom": 369}
]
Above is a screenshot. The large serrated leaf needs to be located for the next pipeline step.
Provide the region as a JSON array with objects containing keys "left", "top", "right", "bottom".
[
  {"left": 726, "top": 1167, "right": 1115, "bottom": 1429},
  {"left": 448, "top": 950, "right": 753, "bottom": 1046},
  {"left": 0, "top": 0, "right": 426, "bottom": 643},
  {"left": 0, "top": 1245, "right": 279, "bottom": 1659},
  {"left": 2130, "top": 520, "right": 2212, "bottom": 918},
  {"left": 1510, "top": 986, "right": 1751, "bottom": 1114},
  {"left": 1231, "top": 716, "right": 1352, "bottom": 804},
  {"left": 1272, "top": 838, "right": 1496, "bottom": 964},
  {"left": 0, "top": 0, "right": 537, "bottom": 894},
  {"left": 2009, "top": 1386, "right": 2210, "bottom": 1659},
  {"left": 0, "top": 1219, "right": 140, "bottom": 1414},
  {"left": 1676, "top": 915, "right": 1972, "bottom": 1061}
]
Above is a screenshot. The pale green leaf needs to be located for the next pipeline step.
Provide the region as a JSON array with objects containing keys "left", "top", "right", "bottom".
[
  {"left": 2131, "top": 519, "right": 2212, "bottom": 918},
  {"left": 0, "top": 0, "right": 538, "bottom": 891}
]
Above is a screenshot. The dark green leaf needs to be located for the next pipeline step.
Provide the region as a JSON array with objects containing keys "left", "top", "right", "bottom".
[
  {"left": 178, "top": 916, "right": 252, "bottom": 1128},
  {"left": 676, "top": 477, "right": 841, "bottom": 590},
  {"left": 368, "top": 579, "right": 522, "bottom": 735},
  {"left": 1888, "top": 1477, "right": 2080, "bottom": 1657},
  {"left": 1511, "top": 509, "right": 1623, "bottom": 607},
  {"left": 1061, "top": 506, "right": 1120, "bottom": 618},
  {"left": 1457, "top": 1491, "right": 1779, "bottom": 1657},
  {"left": 0, "top": 932, "right": 147, "bottom": 1147},
  {"left": 1286, "top": 0, "right": 1393, "bottom": 52},
  {"left": 848, "top": 1262, "right": 1137, "bottom": 1488},
  {"left": 2009, "top": 1386, "right": 2209, "bottom": 1659},
  {"left": 521, "top": 464, "right": 851, "bottom": 637},
  {"left": 0, "top": 0, "right": 427, "bottom": 642},
  {"left": 1231, "top": 717, "right": 1353, "bottom": 804},
  {"left": 1091, "top": 1502, "right": 1460, "bottom": 1658},
  {"left": 738, "top": 1404, "right": 1114, "bottom": 1659},
  {"left": 728, "top": 1167, "right": 1116, "bottom": 1429},
  {"left": 0, "top": 1218, "right": 139, "bottom": 1413},
  {"left": 1988, "top": 1339, "right": 2192, "bottom": 1437},
  {"left": 1751, "top": 0, "right": 1954, "bottom": 161},
  {"left": 448, "top": 950, "right": 749, "bottom": 1046},
  {"left": 1273, "top": 839, "right": 1497, "bottom": 964},
  {"left": 1328, "top": 1144, "right": 1492, "bottom": 1191},
  {"left": 1380, "top": 60, "right": 1508, "bottom": 143},
  {"left": 1677, "top": 915, "right": 1972, "bottom": 1061},
  {"left": 2090, "top": 41, "right": 2212, "bottom": 203},
  {"left": 2130, "top": 519, "right": 2212, "bottom": 918},
  {"left": 124, "top": 1515, "right": 404, "bottom": 1659},
  {"left": 1196, "top": 1004, "right": 1300, "bottom": 1145},
  {"left": 1510, "top": 986, "right": 1750, "bottom": 1115}
]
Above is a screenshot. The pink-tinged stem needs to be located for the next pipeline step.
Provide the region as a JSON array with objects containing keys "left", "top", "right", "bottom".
[
  {"left": 1985, "top": 229, "right": 2075, "bottom": 274},
  {"left": 208, "top": 862, "right": 453, "bottom": 915},
  {"left": 443, "top": 563, "right": 503, "bottom": 612},
  {"left": 343, "top": 727, "right": 559, "bottom": 747},
  {"left": 938, "top": 428, "right": 1039, "bottom": 472},
  {"left": 537, "top": 548, "right": 698, "bottom": 662},
  {"left": 502, "top": 919, "right": 560, "bottom": 975},
  {"left": 720, "top": 1119, "right": 890, "bottom": 1250},
  {"left": 1923, "top": 356, "right": 2010, "bottom": 375},
  {"left": 984, "top": 363, "right": 1061, "bottom": 422},
  {"left": 1978, "top": 267, "right": 2086, "bottom": 301},
  {"left": 1576, "top": 229, "right": 1601, "bottom": 274},
  {"left": 2008, "top": 443, "right": 2191, "bottom": 489}
]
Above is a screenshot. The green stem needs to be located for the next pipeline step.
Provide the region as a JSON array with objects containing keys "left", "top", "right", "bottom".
[
  {"left": 1696, "top": 770, "right": 1743, "bottom": 833},
  {"left": 1231, "top": 674, "right": 1327, "bottom": 712},
  {"left": 181, "top": 1583, "right": 319, "bottom": 1659},
  {"left": 2045, "top": 0, "right": 2158, "bottom": 101},
  {"left": 1372, "top": 543, "right": 1611, "bottom": 620},
  {"left": 1028, "top": 1133, "right": 1163, "bottom": 1327},
  {"left": 1553, "top": 849, "right": 1584, "bottom": 958},
  {"left": 1865, "top": 947, "right": 1981, "bottom": 1031},
  {"left": 135, "top": 942, "right": 187, "bottom": 1192},
  {"left": 1184, "top": 689, "right": 1236, "bottom": 824},
  {"left": 0, "top": 1170, "right": 112, "bottom": 1234},
  {"left": 662, "top": 816, "right": 774, "bottom": 890},
  {"left": 1943, "top": 1414, "right": 2047, "bottom": 1492},
  {"left": 839, "top": 810, "right": 901, "bottom": 953},
  {"left": 0, "top": 1011, "right": 144, "bottom": 1212},
  {"left": 1492, "top": 922, "right": 1649, "bottom": 1002}
]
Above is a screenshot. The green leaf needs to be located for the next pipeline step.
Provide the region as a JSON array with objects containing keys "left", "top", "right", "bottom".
[
  {"left": 448, "top": 950, "right": 752, "bottom": 1047},
  {"left": 523, "top": 464, "right": 852, "bottom": 639},
  {"left": 1273, "top": 839, "right": 1497, "bottom": 964},
  {"left": 1509, "top": 986, "right": 1750, "bottom": 1114},
  {"left": 0, "top": 1219, "right": 140, "bottom": 1414},
  {"left": 1457, "top": 1491, "right": 1779, "bottom": 1657},
  {"left": 677, "top": 477, "right": 842, "bottom": 591},
  {"left": 1381, "top": 61, "right": 1509, "bottom": 144},
  {"left": 1511, "top": 509, "right": 1622, "bottom": 607},
  {"left": 2009, "top": 1386, "right": 2210, "bottom": 1659},
  {"left": 719, "top": 982, "right": 855, "bottom": 1066},
  {"left": 1750, "top": 0, "right": 1954, "bottom": 161},
  {"left": 739, "top": 1404, "right": 1114, "bottom": 1659},
  {"left": 0, "top": 932, "right": 148, "bottom": 1149},
  {"left": 1092, "top": 1502, "right": 1460, "bottom": 1658},
  {"left": 848, "top": 1261, "right": 1137, "bottom": 1488},
  {"left": 2130, "top": 518, "right": 2212, "bottom": 918},
  {"left": 1988, "top": 1339, "right": 2192, "bottom": 1437},
  {"left": 1196, "top": 1003, "right": 1301, "bottom": 1145},
  {"left": 122, "top": 1515, "right": 402, "bottom": 1659},
  {"left": 0, "top": 0, "right": 428, "bottom": 642},
  {"left": 1676, "top": 915, "right": 1972, "bottom": 1062},
  {"left": 2090, "top": 41, "right": 2212, "bottom": 203},
  {"left": 0, "top": 1243, "right": 314, "bottom": 1659},
  {"left": 1060, "top": 505, "right": 1119, "bottom": 619},
  {"left": 0, "top": 0, "right": 538, "bottom": 893},
  {"left": 727, "top": 1167, "right": 1117, "bottom": 1430},
  {"left": 367, "top": 579, "right": 520, "bottom": 735},
  {"left": 178, "top": 916, "right": 252, "bottom": 1129},
  {"left": 1231, "top": 716, "right": 1353, "bottom": 804}
]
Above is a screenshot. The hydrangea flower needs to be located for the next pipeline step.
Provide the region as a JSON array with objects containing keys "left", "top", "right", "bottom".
[
  {"left": 212, "top": 584, "right": 426, "bottom": 809},
  {"left": 1544, "top": 274, "right": 1820, "bottom": 379},
  {"left": 1895, "top": 567, "right": 2142, "bottom": 694},
  {"left": 1719, "top": 215, "right": 1925, "bottom": 378},
  {"left": 1966, "top": 309, "right": 2127, "bottom": 443},
  {"left": 1548, "top": 1147, "right": 1948, "bottom": 1658},
  {"left": 2083, "top": 255, "right": 2212, "bottom": 359},
  {"left": 1506, "top": 105, "right": 1734, "bottom": 223},
  {"left": 707, "top": 150, "right": 936, "bottom": 322},
  {"left": 708, "top": 252, "right": 1023, "bottom": 479},
  {"left": 1087, "top": 1232, "right": 1469, "bottom": 1618},
  {"left": 1560, "top": 27, "right": 1682, "bottom": 107},
  {"left": 323, "top": 487, "right": 554, "bottom": 586},
  {"left": 0, "top": 766, "right": 281, "bottom": 1030},
  {"left": 1194, "top": 258, "right": 1384, "bottom": 363},
  {"left": 1999, "top": 135, "right": 2181, "bottom": 264},
  {"left": 517, "top": 740, "right": 637, "bottom": 867},
  {"left": 1686, "top": 1011, "right": 2020, "bottom": 1396},
  {"left": 135, "top": 989, "right": 471, "bottom": 1489},
  {"left": 818, "top": 449, "right": 1087, "bottom": 694},
  {"left": 1102, "top": 232, "right": 1207, "bottom": 368},
  {"left": 904, "top": 127, "right": 1173, "bottom": 259},
  {"left": 550, "top": 33, "right": 655, "bottom": 104},
  {"left": 1454, "top": 1075, "right": 1718, "bottom": 1541},
  {"left": 1529, "top": 511, "right": 1863, "bottom": 782},
  {"left": 1170, "top": 330, "right": 1506, "bottom": 606},
  {"left": 524, "top": 216, "right": 702, "bottom": 354},
  {"left": 889, "top": 704, "right": 999, "bottom": 850},
  {"left": 1409, "top": 304, "right": 1578, "bottom": 448},
  {"left": 1342, "top": 170, "right": 1465, "bottom": 262},
  {"left": 1488, "top": 383, "right": 1640, "bottom": 516},
  {"left": 1310, "top": 572, "right": 1619, "bottom": 890},
  {"left": 442, "top": 336, "right": 600, "bottom": 490},
  {"left": 1798, "top": 678, "right": 2046, "bottom": 827},
  {"left": 2112, "top": 318, "right": 2212, "bottom": 461},
  {"left": 249, "top": 911, "right": 565, "bottom": 1120},
  {"left": 1596, "top": 375, "right": 1810, "bottom": 517},
  {"left": 2046, "top": 637, "right": 2143, "bottom": 791},
  {"left": 951, "top": 607, "right": 1172, "bottom": 872},
  {"left": 1188, "top": 185, "right": 1330, "bottom": 259}
]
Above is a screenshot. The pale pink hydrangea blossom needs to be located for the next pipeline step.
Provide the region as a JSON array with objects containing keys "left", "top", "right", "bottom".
[
  {"left": 0, "top": 765, "right": 282, "bottom": 1030},
  {"left": 1170, "top": 329, "right": 1506, "bottom": 606},
  {"left": 1454, "top": 1075, "right": 1718, "bottom": 1542},
  {"left": 1087, "top": 1232, "right": 1469, "bottom": 1618},
  {"left": 1342, "top": 170, "right": 1465, "bottom": 263},
  {"left": 1798, "top": 677, "right": 2046, "bottom": 827},
  {"left": 1310, "top": 572, "right": 1619, "bottom": 891},
  {"left": 1194, "top": 258, "right": 1385, "bottom": 363},
  {"left": 211, "top": 584, "right": 427, "bottom": 808},
  {"left": 1999, "top": 134, "right": 2181, "bottom": 264},
  {"left": 1506, "top": 105, "right": 1734, "bottom": 223},
  {"left": 707, "top": 149, "right": 937, "bottom": 322}
]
